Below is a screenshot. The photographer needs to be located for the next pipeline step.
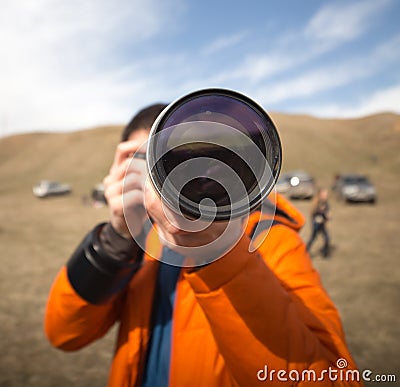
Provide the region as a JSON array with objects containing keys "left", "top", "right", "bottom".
[
  {"left": 45, "top": 103, "right": 361, "bottom": 386},
  {"left": 307, "top": 188, "right": 331, "bottom": 258}
]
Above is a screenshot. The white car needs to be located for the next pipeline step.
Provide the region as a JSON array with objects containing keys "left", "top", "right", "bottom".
[
  {"left": 33, "top": 180, "right": 71, "bottom": 198},
  {"left": 276, "top": 171, "right": 316, "bottom": 200}
]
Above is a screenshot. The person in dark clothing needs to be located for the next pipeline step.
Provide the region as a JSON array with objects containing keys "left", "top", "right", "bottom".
[{"left": 307, "top": 187, "right": 331, "bottom": 257}]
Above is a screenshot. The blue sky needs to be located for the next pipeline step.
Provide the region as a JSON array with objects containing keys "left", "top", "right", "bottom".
[{"left": 1, "top": 0, "right": 399, "bottom": 137}]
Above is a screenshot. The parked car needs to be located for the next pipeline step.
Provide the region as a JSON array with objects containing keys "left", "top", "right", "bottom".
[
  {"left": 33, "top": 180, "right": 71, "bottom": 198},
  {"left": 275, "top": 175, "right": 291, "bottom": 194},
  {"left": 333, "top": 174, "right": 376, "bottom": 204},
  {"left": 91, "top": 183, "right": 107, "bottom": 204},
  {"left": 276, "top": 171, "right": 316, "bottom": 200}
]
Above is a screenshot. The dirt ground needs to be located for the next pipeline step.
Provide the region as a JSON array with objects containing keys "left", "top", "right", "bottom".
[{"left": 0, "top": 186, "right": 398, "bottom": 386}]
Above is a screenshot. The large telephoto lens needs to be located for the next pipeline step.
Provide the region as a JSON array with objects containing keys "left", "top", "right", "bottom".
[{"left": 147, "top": 88, "right": 282, "bottom": 221}]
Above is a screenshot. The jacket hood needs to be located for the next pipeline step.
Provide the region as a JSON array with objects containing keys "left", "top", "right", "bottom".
[
  {"left": 272, "top": 193, "right": 306, "bottom": 231},
  {"left": 246, "top": 193, "right": 306, "bottom": 236}
]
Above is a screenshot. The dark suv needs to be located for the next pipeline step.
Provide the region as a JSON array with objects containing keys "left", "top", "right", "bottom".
[{"left": 333, "top": 174, "right": 376, "bottom": 204}]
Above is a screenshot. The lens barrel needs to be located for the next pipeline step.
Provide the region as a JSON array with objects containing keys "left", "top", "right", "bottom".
[{"left": 147, "top": 88, "right": 282, "bottom": 221}]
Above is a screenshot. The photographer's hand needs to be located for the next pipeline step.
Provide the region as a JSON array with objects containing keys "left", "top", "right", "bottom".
[
  {"left": 144, "top": 178, "right": 244, "bottom": 263},
  {"left": 103, "top": 139, "right": 147, "bottom": 239}
]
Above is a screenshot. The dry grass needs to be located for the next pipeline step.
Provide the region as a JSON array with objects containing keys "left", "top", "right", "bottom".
[{"left": 0, "top": 113, "right": 399, "bottom": 386}]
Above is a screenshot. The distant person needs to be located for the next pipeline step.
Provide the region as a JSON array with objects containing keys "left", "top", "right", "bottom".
[
  {"left": 307, "top": 187, "right": 331, "bottom": 258},
  {"left": 45, "top": 104, "right": 360, "bottom": 386},
  {"left": 332, "top": 173, "right": 340, "bottom": 191}
]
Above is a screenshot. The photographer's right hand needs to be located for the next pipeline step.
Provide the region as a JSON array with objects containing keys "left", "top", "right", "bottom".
[{"left": 103, "top": 140, "right": 147, "bottom": 239}]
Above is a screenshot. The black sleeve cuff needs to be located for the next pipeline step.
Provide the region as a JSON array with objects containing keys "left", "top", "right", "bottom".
[
  {"left": 99, "top": 222, "right": 141, "bottom": 262},
  {"left": 66, "top": 223, "right": 143, "bottom": 305}
]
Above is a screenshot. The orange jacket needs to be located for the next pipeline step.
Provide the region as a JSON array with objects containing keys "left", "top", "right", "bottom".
[{"left": 45, "top": 194, "right": 362, "bottom": 386}]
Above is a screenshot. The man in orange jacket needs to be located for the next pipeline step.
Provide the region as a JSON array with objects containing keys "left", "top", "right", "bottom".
[{"left": 45, "top": 103, "right": 362, "bottom": 386}]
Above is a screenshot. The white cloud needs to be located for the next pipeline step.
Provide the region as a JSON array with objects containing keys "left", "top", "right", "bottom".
[
  {"left": 253, "top": 53, "right": 382, "bottom": 106},
  {"left": 305, "top": 0, "right": 391, "bottom": 45},
  {"left": 222, "top": 52, "right": 295, "bottom": 84},
  {"left": 370, "top": 34, "right": 400, "bottom": 66},
  {"left": 352, "top": 85, "right": 400, "bottom": 116},
  {"left": 241, "top": 29, "right": 400, "bottom": 108},
  {"left": 200, "top": 0, "right": 393, "bottom": 86},
  {"left": 0, "top": 0, "right": 184, "bottom": 136},
  {"left": 253, "top": 66, "right": 364, "bottom": 105},
  {"left": 201, "top": 31, "right": 247, "bottom": 56},
  {"left": 201, "top": 42, "right": 327, "bottom": 86},
  {"left": 303, "top": 85, "right": 400, "bottom": 118}
]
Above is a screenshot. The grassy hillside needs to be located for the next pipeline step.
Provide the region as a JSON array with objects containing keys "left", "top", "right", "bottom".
[
  {"left": 0, "top": 125, "right": 122, "bottom": 195},
  {"left": 272, "top": 112, "right": 400, "bottom": 200},
  {"left": 2, "top": 112, "right": 399, "bottom": 198}
]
